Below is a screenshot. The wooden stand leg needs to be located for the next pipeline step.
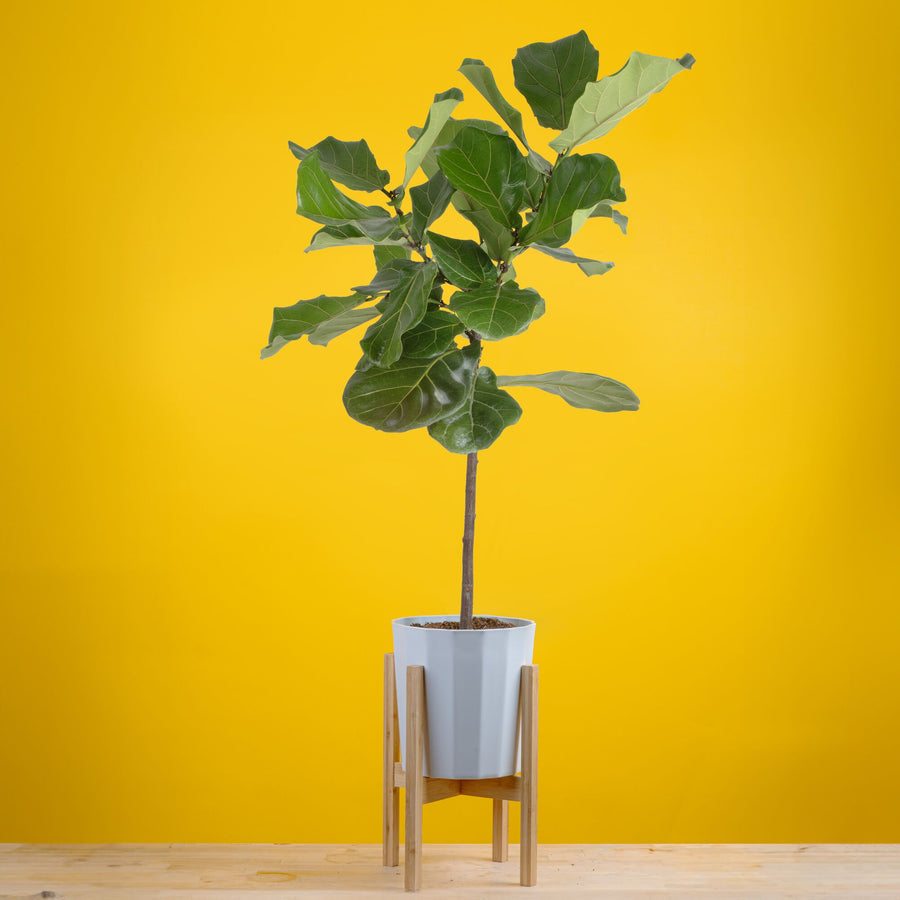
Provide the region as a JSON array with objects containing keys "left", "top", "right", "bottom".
[
  {"left": 405, "top": 665, "right": 425, "bottom": 892},
  {"left": 492, "top": 799, "right": 509, "bottom": 862},
  {"left": 520, "top": 665, "right": 538, "bottom": 887},
  {"left": 383, "top": 654, "right": 400, "bottom": 867}
]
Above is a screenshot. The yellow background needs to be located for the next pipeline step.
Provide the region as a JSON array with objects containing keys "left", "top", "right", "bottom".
[{"left": 2, "top": 0, "right": 898, "bottom": 842}]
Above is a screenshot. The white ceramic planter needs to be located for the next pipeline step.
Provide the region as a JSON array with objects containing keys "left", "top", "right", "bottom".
[{"left": 392, "top": 615, "right": 535, "bottom": 779}]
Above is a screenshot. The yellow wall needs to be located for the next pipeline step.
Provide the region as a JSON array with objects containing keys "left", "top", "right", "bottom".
[{"left": 2, "top": 0, "right": 898, "bottom": 842}]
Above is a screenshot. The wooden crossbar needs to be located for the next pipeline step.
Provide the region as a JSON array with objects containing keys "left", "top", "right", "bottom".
[{"left": 383, "top": 653, "right": 538, "bottom": 891}]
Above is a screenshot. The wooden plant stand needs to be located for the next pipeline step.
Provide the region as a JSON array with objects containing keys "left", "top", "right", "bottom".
[{"left": 383, "top": 653, "right": 538, "bottom": 891}]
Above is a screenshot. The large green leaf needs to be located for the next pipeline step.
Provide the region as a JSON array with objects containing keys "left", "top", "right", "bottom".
[
  {"left": 457, "top": 58, "right": 552, "bottom": 174},
  {"left": 497, "top": 371, "right": 639, "bottom": 411},
  {"left": 519, "top": 153, "right": 625, "bottom": 248},
  {"left": 402, "top": 88, "right": 464, "bottom": 188},
  {"left": 343, "top": 344, "right": 479, "bottom": 432},
  {"left": 589, "top": 200, "right": 628, "bottom": 234},
  {"left": 428, "top": 365, "right": 522, "bottom": 453},
  {"left": 346, "top": 215, "right": 407, "bottom": 241},
  {"left": 262, "top": 294, "right": 366, "bottom": 359},
  {"left": 305, "top": 220, "right": 409, "bottom": 252},
  {"left": 406, "top": 119, "right": 519, "bottom": 253},
  {"left": 360, "top": 261, "right": 438, "bottom": 367},
  {"left": 531, "top": 245, "right": 614, "bottom": 276},
  {"left": 307, "top": 307, "right": 379, "bottom": 346},
  {"left": 457, "top": 204, "right": 515, "bottom": 262},
  {"left": 401, "top": 308, "right": 464, "bottom": 358},
  {"left": 524, "top": 163, "right": 546, "bottom": 209},
  {"left": 436, "top": 126, "right": 526, "bottom": 230},
  {"left": 512, "top": 31, "right": 599, "bottom": 130},
  {"left": 289, "top": 137, "right": 390, "bottom": 192},
  {"left": 352, "top": 259, "right": 421, "bottom": 295},
  {"left": 550, "top": 52, "right": 693, "bottom": 152},
  {"left": 296, "top": 152, "right": 393, "bottom": 237},
  {"left": 458, "top": 58, "right": 529, "bottom": 147},
  {"left": 427, "top": 231, "right": 496, "bottom": 289},
  {"left": 409, "top": 171, "right": 454, "bottom": 243},
  {"left": 407, "top": 118, "right": 505, "bottom": 179},
  {"left": 374, "top": 244, "right": 411, "bottom": 267},
  {"left": 448, "top": 281, "right": 544, "bottom": 341}
]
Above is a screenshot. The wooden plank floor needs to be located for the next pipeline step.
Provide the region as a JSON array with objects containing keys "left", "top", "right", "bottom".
[{"left": 1, "top": 844, "right": 899, "bottom": 898}]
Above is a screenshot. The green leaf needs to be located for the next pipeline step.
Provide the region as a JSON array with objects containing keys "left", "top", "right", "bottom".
[
  {"left": 519, "top": 153, "right": 625, "bottom": 248},
  {"left": 409, "top": 171, "right": 454, "bottom": 244},
  {"left": 427, "top": 231, "right": 496, "bottom": 289},
  {"left": 458, "top": 58, "right": 529, "bottom": 146},
  {"left": 457, "top": 204, "right": 515, "bottom": 262},
  {"left": 550, "top": 52, "right": 692, "bottom": 152},
  {"left": 524, "top": 163, "right": 546, "bottom": 209},
  {"left": 497, "top": 371, "right": 639, "bottom": 411},
  {"left": 288, "top": 137, "right": 389, "bottom": 192},
  {"left": 343, "top": 344, "right": 479, "bottom": 432},
  {"left": 436, "top": 126, "right": 526, "bottom": 230},
  {"left": 262, "top": 294, "right": 366, "bottom": 359},
  {"left": 457, "top": 59, "right": 552, "bottom": 174},
  {"left": 428, "top": 366, "right": 522, "bottom": 453},
  {"left": 402, "top": 88, "right": 464, "bottom": 189},
  {"left": 360, "top": 261, "right": 438, "bottom": 367},
  {"left": 407, "top": 118, "right": 506, "bottom": 179},
  {"left": 401, "top": 308, "right": 464, "bottom": 358},
  {"left": 589, "top": 201, "right": 628, "bottom": 234},
  {"left": 307, "top": 307, "right": 379, "bottom": 346},
  {"left": 512, "top": 30, "right": 599, "bottom": 130},
  {"left": 349, "top": 216, "right": 408, "bottom": 241},
  {"left": 531, "top": 245, "right": 614, "bottom": 276},
  {"left": 296, "top": 152, "right": 392, "bottom": 237},
  {"left": 374, "top": 244, "right": 411, "bottom": 267},
  {"left": 305, "top": 220, "right": 409, "bottom": 252},
  {"left": 448, "top": 281, "right": 544, "bottom": 341},
  {"left": 406, "top": 119, "right": 521, "bottom": 252},
  {"left": 352, "top": 259, "right": 422, "bottom": 295}
]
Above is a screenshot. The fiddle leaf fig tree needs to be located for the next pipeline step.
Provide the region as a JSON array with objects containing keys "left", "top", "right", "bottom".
[{"left": 263, "top": 33, "right": 695, "bottom": 628}]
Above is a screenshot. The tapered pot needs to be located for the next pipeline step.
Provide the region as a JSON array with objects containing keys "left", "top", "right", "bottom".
[{"left": 392, "top": 615, "right": 536, "bottom": 779}]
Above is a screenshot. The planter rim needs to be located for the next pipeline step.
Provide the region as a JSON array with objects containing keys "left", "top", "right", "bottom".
[{"left": 393, "top": 614, "right": 534, "bottom": 631}]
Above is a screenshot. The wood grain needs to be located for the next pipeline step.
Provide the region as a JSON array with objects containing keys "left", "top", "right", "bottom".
[
  {"left": 520, "top": 664, "right": 538, "bottom": 887},
  {"left": 492, "top": 800, "right": 509, "bottom": 863},
  {"left": 382, "top": 654, "right": 399, "bottom": 867},
  {"left": 404, "top": 665, "right": 425, "bottom": 892},
  {"left": 2, "top": 844, "right": 898, "bottom": 897},
  {"left": 458, "top": 775, "right": 522, "bottom": 802}
]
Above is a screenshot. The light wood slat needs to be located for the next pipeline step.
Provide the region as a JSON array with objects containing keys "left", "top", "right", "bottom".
[
  {"left": 458, "top": 775, "right": 523, "bottom": 801},
  {"left": 492, "top": 799, "right": 509, "bottom": 862},
  {"left": 423, "top": 779, "right": 461, "bottom": 804},
  {"left": 394, "top": 769, "right": 512, "bottom": 804},
  {"left": 383, "top": 653, "right": 400, "bottom": 867},
  {"left": 404, "top": 665, "right": 425, "bottom": 892},
  {"left": 2, "top": 844, "right": 899, "bottom": 897},
  {"left": 520, "top": 664, "right": 538, "bottom": 887},
  {"left": 393, "top": 766, "right": 461, "bottom": 804}
]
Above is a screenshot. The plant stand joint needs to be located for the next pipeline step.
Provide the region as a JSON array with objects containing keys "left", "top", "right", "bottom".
[{"left": 383, "top": 653, "right": 539, "bottom": 891}]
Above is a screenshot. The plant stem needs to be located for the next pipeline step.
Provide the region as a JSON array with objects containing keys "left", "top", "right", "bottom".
[
  {"left": 460, "top": 450, "right": 478, "bottom": 630},
  {"left": 381, "top": 188, "right": 430, "bottom": 262}
]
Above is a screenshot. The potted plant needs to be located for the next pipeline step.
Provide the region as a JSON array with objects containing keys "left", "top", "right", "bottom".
[{"left": 262, "top": 31, "right": 693, "bottom": 780}]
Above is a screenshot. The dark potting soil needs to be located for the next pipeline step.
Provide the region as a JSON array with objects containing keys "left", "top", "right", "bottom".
[{"left": 411, "top": 617, "right": 516, "bottom": 630}]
